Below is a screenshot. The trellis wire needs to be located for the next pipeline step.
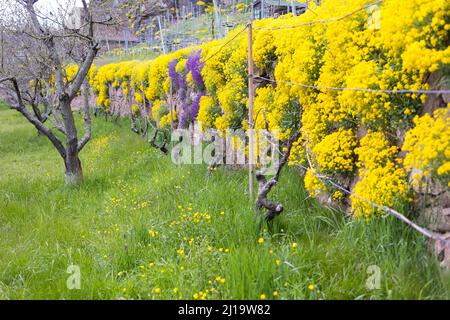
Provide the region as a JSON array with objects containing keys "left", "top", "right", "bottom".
[
  {"left": 255, "top": 75, "right": 450, "bottom": 95},
  {"left": 202, "top": 24, "right": 248, "bottom": 63}
]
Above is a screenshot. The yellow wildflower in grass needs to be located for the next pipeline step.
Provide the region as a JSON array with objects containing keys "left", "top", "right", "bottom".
[
  {"left": 148, "top": 229, "right": 158, "bottom": 238},
  {"left": 272, "top": 291, "right": 278, "bottom": 297},
  {"left": 308, "top": 284, "right": 315, "bottom": 291},
  {"left": 257, "top": 237, "right": 265, "bottom": 244},
  {"left": 260, "top": 294, "right": 267, "bottom": 300},
  {"left": 153, "top": 287, "right": 161, "bottom": 294},
  {"left": 291, "top": 242, "right": 298, "bottom": 249}
]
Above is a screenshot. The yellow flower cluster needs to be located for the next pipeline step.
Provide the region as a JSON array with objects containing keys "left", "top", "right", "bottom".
[
  {"left": 197, "top": 95, "right": 219, "bottom": 130},
  {"left": 351, "top": 162, "right": 409, "bottom": 219},
  {"left": 304, "top": 169, "right": 327, "bottom": 197},
  {"left": 253, "top": 86, "right": 296, "bottom": 141},
  {"left": 313, "top": 129, "right": 357, "bottom": 173},
  {"left": 288, "top": 137, "right": 306, "bottom": 167},
  {"left": 355, "top": 131, "right": 398, "bottom": 170},
  {"left": 159, "top": 110, "right": 177, "bottom": 129},
  {"left": 179, "top": 211, "right": 212, "bottom": 224},
  {"left": 65, "top": 64, "right": 79, "bottom": 82},
  {"left": 91, "top": 63, "right": 119, "bottom": 108},
  {"left": 403, "top": 106, "right": 450, "bottom": 186},
  {"left": 352, "top": 131, "right": 408, "bottom": 219},
  {"left": 63, "top": 64, "right": 95, "bottom": 96}
]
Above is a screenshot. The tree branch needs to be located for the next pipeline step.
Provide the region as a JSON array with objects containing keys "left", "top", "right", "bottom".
[
  {"left": 68, "top": 41, "right": 99, "bottom": 100},
  {"left": 42, "top": 110, "right": 67, "bottom": 135},
  {"left": 0, "top": 76, "right": 66, "bottom": 158},
  {"left": 77, "top": 79, "right": 91, "bottom": 152}
]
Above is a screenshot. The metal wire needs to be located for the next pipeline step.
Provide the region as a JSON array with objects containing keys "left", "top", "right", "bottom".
[
  {"left": 255, "top": 75, "right": 450, "bottom": 95},
  {"left": 203, "top": 25, "right": 249, "bottom": 63}
]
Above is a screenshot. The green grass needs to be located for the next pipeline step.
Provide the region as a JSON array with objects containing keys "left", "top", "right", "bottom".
[{"left": 0, "top": 102, "right": 449, "bottom": 300}]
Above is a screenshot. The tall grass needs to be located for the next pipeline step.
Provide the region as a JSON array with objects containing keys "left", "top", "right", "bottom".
[{"left": 0, "top": 103, "right": 448, "bottom": 299}]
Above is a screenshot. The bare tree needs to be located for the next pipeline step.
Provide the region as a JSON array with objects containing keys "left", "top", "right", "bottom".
[{"left": 0, "top": 0, "right": 111, "bottom": 185}]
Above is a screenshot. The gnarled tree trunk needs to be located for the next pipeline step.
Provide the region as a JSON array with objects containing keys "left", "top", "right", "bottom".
[{"left": 64, "top": 153, "right": 83, "bottom": 185}]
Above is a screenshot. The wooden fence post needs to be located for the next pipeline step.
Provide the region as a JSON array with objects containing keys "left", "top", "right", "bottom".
[{"left": 248, "top": 20, "right": 254, "bottom": 200}]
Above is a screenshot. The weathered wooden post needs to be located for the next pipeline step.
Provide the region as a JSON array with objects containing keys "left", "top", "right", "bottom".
[
  {"left": 247, "top": 18, "right": 255, "bottom": 200},
  {"left": 212, "top": 0, "right": 223, "bottom": 38}
]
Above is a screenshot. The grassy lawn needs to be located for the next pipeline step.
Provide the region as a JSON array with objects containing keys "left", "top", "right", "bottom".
[{"left": 0, "top": 102, "right": 449, "bottom": 300}]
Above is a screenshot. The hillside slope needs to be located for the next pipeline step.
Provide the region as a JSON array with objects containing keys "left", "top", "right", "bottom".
[{"left": 0, "top": 103, "right": 449, "bottom": 299}]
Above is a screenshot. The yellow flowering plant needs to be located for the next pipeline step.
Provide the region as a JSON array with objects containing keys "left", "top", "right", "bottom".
[
  {"left": 313, "top": 128, "right": 357, "bottom": 174},
  {"left": 87, "top": 0, "right": 449, "bottom": 219},
  {"left": 403, "top": 106, "right": 450, "bottom": 187}
]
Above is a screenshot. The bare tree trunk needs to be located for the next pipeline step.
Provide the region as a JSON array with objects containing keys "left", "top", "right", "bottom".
[
  {"left": 60, "top": 97, "right": 83, "bottom": 185},
  {"left": 64, "top": 151, "right": 83, "bottom": 185},
  {"left": 0, "top": 28, "right": 3, "bottom": 71}
]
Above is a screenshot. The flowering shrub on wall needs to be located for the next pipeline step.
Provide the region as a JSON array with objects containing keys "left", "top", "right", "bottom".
[
  {"left": 403, "top": 106, "right": 450, "bottom": 188},
  {"left": 89, "top": 0, "right": 449, "bottom": 219}
]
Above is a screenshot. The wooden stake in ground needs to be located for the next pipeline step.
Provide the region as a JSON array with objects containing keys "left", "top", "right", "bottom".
[
  {"left": 212, "top": 0, "right": 223, "bottom": 38},
  {"left": 247, "top": 20, "right": 255, "bottom": 200},
  {"left": 157, "top": 15, "right": 166, "bottom": 54}
]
